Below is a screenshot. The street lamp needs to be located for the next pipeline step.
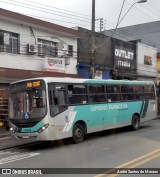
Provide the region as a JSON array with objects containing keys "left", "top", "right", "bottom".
[{"left": 118, "top": 0, "right": 147, "bottom": 26}]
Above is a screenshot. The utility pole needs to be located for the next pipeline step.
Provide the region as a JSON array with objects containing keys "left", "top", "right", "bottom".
[
  {"left": 100, "top": 18, "right": 103, "bottom": 33},
  {"left": 89, "top": 0, "right": 96, "bottom": 79}
]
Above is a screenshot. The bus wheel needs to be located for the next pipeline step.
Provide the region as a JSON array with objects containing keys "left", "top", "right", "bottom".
[
  {"left": 131, "top": 115, "right": 140, "bottom": 131},
  {"left": 72, "top": 123, "right": 85, "bottom": 144}
]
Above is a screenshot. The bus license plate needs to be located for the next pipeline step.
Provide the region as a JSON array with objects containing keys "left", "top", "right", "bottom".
[{"left": 22, "top": 135, "right": 29, "bottom": 139}]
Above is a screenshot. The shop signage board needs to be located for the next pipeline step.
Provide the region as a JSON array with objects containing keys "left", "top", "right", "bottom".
[
  {"left": 137, "top": 43, "right": 157, "bottom": 77},
  {"left": 44, "top": 58, "right": 65, "bottom": 73}
]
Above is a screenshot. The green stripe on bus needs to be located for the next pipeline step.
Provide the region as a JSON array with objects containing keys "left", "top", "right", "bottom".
[
  {"left": 84, "top": 80, "right": 154, "bottom": 85},
  {"left": 72, "top": 101, "right": 143, "bottom": 129},
  {"left": 21, "top": 121, "right": 44, "bottom": 133}
]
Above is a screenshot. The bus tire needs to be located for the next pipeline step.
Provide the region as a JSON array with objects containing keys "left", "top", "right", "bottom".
[
  {"left": 131, "top": 114, "right": 140, "bottom": 131},
  {"left": 72, "top": 123, "right": 85, "bottom": 144}
]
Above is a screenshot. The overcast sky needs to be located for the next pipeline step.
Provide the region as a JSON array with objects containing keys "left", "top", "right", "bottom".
[{"left": 0, "top": 0, "right": 160, "bottom": 31}]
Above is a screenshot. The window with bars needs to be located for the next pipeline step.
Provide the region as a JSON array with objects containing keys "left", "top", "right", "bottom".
[
  {"left": 38, "top": 38, "right": 58, "bottom": 57},
  {"left": 0, "top": 30, "right": 19, "bottom": 54},
  {"left": 68, "top": 45, "right": 73, "bottom": 56}
]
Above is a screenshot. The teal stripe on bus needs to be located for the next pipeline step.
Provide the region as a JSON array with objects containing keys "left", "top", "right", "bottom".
[
  {"left": 21, "top": 121, "right": 44, "bottom": 133},
  {"left": 72, "top": 101, "right": 143, "bottom": 129},
  {"left": 84, "top": 80, "right": 154, "bottom": 85}
]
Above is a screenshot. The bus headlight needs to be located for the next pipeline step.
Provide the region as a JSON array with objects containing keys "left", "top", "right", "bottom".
[
  {"left": 38, "top": 124, "right": 49, "bottom": 133},
  {"left": 9, "top": 127, "right": 13, "bottom": 131},
  {"left": 9, "top": 127, "right": 16, "bottom": 133}
]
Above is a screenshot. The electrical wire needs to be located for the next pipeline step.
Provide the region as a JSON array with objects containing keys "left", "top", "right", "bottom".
[{"left": 0, "top": 0, "right": 92, "bottom": 24}]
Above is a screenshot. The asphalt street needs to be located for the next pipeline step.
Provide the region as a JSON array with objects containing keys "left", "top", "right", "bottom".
[{"left": 0, "top": 118, "right": 160, "bottom": 177}]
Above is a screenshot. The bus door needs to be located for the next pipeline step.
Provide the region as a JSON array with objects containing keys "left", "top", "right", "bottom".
[{"left": 48, "top": 83, "right": 68, "bottom": 133}]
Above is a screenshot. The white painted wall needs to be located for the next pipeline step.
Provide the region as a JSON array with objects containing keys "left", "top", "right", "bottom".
[
  {"left": 137, "top": 43, "right": 157, "bottom": 77},
  {"left": 0, "top": 17, "right": 78, "bottom": 74}
]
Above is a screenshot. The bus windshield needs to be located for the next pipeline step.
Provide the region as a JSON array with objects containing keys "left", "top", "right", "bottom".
[{"left": 9, "top": 88, "right": 47, "bottom": 119}]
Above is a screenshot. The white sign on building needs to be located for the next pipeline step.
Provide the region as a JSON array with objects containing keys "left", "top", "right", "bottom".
[
  {"left": 44, "top": 58, "right": 65, "bottom": 73},
  {"left": 95, "top": 70, "right": 102, "bottom": 80},
  {"left": 137, "top": 43, "right": 157, "bottom": 77}
]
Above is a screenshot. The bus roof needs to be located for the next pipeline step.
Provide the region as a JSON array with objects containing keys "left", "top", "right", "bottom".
[{"left": 10, "top": 77, "right": 155, "bottom": 86}]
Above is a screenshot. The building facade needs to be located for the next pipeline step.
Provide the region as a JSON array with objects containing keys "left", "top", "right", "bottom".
[
  {"left": 104, "top": 21, "right": 160, "bottom": 81},
  {"left": 0, "top": 8, "right": 83, "bottom": 121},
  {"left": 77, "top": 27, "right": 138, "bottom": 80},
  {"left": 77, "top": 27, "right": 112, "bottom": 79}
]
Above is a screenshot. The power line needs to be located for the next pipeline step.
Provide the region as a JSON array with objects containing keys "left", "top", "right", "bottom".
[
  {"left": 0, "top": 0, "right": 159, "bottom": 56},
  {"left": 25, "top": 0, "right": 92, "bottom": 19},
  {"left": 125, "top": 0, "right": 157, "bottom": 21},
  {"left": 20, "top": 13, "right": 94, "bottom": 29},
  {"left": 0, "top": 0, "right": 92, "bottom": 24},
  {"left": 147, "top": 1, "right": 160, "bottom": 17},
  {"left": 3, "top": 0, "right": 92, "bottom": 21}
]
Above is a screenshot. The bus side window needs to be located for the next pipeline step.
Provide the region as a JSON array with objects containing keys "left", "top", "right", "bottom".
[
  {"left": 68, "top": 84, "right": 88, "bottom": 105},
  {"left": 106, "top": 85, "right": 120, "bottom": 102}
]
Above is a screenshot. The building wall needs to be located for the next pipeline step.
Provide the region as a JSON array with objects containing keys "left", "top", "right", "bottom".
[
  {"left": 137, "top": 43, "right": 157, "bottom": 79},
  {"left": 77, "top": 27, "right": 112, "bottom": 67},
  {"left": 76, "top": 27, "right": 113, "bottom": 79},
  {"left": 104, "top": 21, "right": 160, "bottom": 51},
  {"left": 0, "top": 18, "right": 78, "bottom": 74}
]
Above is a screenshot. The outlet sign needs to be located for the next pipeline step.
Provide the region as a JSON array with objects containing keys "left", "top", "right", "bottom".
[{"left": 114, "top": 46, "right": 136, "bottom": 70}]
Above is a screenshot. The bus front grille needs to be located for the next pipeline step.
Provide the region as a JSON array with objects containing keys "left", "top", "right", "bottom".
[{"left": 13, "top": 122, "right": 37, "bottom": 128}]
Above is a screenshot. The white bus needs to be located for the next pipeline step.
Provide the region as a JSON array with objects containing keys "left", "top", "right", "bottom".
[{"left": 9, "top": 77, "right": 157, "bottom": 143}]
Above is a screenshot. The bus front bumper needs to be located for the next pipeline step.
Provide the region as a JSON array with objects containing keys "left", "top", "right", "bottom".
[{"left": 10, "top": 128, "right": 52, "bottom": 141}]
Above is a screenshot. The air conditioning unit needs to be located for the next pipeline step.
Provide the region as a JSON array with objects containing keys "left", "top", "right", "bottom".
[{"left": 27, "top": 44, "right": 37, "bottom": 54}]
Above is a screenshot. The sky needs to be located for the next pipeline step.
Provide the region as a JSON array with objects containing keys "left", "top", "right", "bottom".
[{"left": 0, "top": 0, "right": 160, "bottom": 31}]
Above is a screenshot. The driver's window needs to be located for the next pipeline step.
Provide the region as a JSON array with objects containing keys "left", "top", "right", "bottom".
[{"left": 49, "top": 83, "right": 67, "bottom": 117}]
